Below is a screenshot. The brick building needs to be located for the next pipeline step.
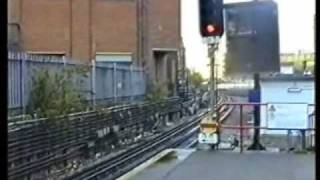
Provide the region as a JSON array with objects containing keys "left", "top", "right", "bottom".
[{"left": 7, "top": 0, "right": 185, "bottom": 95}]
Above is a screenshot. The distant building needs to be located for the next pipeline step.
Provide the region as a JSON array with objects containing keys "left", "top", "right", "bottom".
[
  {"left": 280, "top": 61, "right": 294, "bottom": 74},
  {"left": 7, "top": 0, "right": 185, "bottom": 95},
  {"left": 279, "top": 52, "right": 315, "bottom": 75},
  {"left": 224, "top": 0, "right": 280, "bottom": 77},
  {"left": 280, "top": 53, "right": 295, "bottom": 62}
]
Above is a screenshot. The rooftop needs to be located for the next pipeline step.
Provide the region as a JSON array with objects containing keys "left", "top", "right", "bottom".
[{"left": 260, "top": 74, "right": 314, "bottom": 82}]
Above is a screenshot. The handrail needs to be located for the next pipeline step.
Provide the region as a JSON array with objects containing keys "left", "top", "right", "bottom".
[{"left": 220, "top": 125, "right": 315, "bottom": 131}]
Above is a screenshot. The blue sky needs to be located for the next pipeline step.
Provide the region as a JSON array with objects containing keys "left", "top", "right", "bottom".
[{"left": 181, "top": 0, "right": 315, "bottom": 78}]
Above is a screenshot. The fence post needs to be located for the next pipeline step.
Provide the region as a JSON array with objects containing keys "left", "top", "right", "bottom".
[
  {"left": 287, "top": 130, "right": 292, "bottom": 150},
  {"left": 301, "top": 129, "right": 306, "bottom": 150},
  {"left": 91, "top": 60, "right": 96, "bottom": 109},
  {"left": 130, "top": 65, "right": 133, "bottom": 102},
  {"left": 240, "top": 105, "right": 243, "bottom": 153},
  {"left": 113, "top": 63, "right": 117, "bottom": 103},
  {"left": 63, "top": 56, "right": 66, "bottom": 67},
  {"left": 20, "top": 53, "right": 26, "bottom": 115},
  {"left": 141, "top": 68, "right": 146, "bottom": 98}
]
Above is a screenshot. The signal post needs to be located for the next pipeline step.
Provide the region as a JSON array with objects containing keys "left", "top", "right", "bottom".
[
  {"left": 198, "top": 0, "right": 224, "bottom": 149},
  {"left": 199, "top": 0, "right": 224, "bottom": 120}
]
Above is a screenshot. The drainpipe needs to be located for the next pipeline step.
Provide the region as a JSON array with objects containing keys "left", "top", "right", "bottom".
[
  {"left": 89, "top": 0, "right": 93, "bottom": 61},
  {"left": 69, "top": 0, "right": 73, "bottom": 58}
]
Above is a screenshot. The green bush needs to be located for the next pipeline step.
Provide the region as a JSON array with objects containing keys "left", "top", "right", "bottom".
[
  {"left": 146, "top": 83, "right": 168, "bottom": 103},
  {"left": 188, "top": 69, "right": 205, "bottom": 88},
  {"left": 27, "top": 67, "right": 89, "bottom": 119}
]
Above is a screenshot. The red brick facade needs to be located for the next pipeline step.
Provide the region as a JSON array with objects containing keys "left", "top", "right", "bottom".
[
  {"left": 149, "top": 0, "right": 181, "bottom": 49},
  {"left": 8, "top": 0, "right": 184, "bottom": 93}
]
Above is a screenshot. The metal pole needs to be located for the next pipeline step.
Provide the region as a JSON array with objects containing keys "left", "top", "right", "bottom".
[
  {"left": 91, "top": 60, "right": 96, "bottom": 109},
  {"left": 20, "top": 53, "right": 26, "bottom": 116},
  {"left": 215, "top": 64, "right": 219, "bottom": 108},
  {"left": 130, "top": 65, "right": 133, "bottom": 102},
  {"left": 208, "top": 44, "right": 215, "bottom": 120},
  {"left": 301, "top": 130, "right": 306, "bottom": 150},
  {"left": 248, "top": 73, "right": 265, "bottom": 150},
  {"left": 240, "top": 105, "right": 243, "bottom": 153},
  {"left": 113, "top": 63, "right": 117, "bottom": 103}
]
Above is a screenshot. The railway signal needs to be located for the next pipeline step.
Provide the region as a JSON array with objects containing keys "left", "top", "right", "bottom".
[
  {"left": 199, "top": 0, "right": 224, "bottom": 121},
  {"left": 199, "top": 0, "right": 224, "bottom": 37},
  {"left": 198, "top": 119, "right": 220, "bottom": 149}
]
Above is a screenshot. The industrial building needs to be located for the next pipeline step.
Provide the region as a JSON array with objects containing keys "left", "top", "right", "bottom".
[
  {"left": 224, "top": 0, "right": 280, "bottom": 78},
  {"left": 7, "top": 0, "right": 186, "bottom": 95}
]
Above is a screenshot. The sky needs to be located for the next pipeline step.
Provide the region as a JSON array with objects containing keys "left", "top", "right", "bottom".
[{"left": 181, "top": 0, "right": 315, "bottom": 78}]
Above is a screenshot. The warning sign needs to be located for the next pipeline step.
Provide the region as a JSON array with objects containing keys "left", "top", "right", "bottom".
[
  {"left": 268, "top": 104, "right": 276, "bottom": 120},
  {"left": 265, "top": 103, "right": 308, "bottom": 134},
  {"left": 268, "top": 105, "right": 276, "bottom": 112}
]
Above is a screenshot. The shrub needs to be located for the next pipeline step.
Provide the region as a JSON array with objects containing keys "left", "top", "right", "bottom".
[
  {"left": 146, "top": 83, "right": 168, "bottom": 103},
  {"left": 27, "top": 67, "right": 89, "bottom": 119}
]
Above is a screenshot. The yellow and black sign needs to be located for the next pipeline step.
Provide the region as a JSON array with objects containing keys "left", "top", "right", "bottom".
[{"left": 200, "top": 121, "right": 219, "bottom": 134}]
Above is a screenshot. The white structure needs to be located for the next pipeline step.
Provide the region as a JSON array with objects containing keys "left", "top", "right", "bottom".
[
  {"left": 259, "top": 74, "right": 314, "bottom": 135},
  {"left": 280, "top": 65, "right": 294, "bottom": 74}
]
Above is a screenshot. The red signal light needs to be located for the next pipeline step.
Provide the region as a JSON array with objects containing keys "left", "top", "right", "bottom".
[
  {"left": 205, "top": 24, "right": 222, "bottom": 36},
  {"left": 207, "top": 25, "right": 216, "bottom": 33}
]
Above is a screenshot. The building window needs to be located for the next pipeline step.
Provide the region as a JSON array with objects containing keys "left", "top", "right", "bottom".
[{"left": 27, "top": 52, "right": 66, "bottom": 60}]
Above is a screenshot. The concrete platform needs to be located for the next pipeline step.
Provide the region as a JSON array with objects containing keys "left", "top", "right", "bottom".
[{"left": 118, "top": 149, "right": 315, "bottom": 180}]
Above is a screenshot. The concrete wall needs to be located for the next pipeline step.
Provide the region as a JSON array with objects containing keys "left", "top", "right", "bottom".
[
  {"left": 152, "top": 51, "right": 178, "bottom": 95},
  {"left": 7, "top": 0, "right": 23, "bottom": 50}
]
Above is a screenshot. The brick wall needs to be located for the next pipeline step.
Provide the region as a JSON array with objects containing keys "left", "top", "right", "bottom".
[
  {"left": 93, "top": 1, "right": 137, "bottom": 60},
  {"left": 149, "top": 0, "right": 181, "bottom": 49},
  {"left": 10, "top": 0, "right": 183, "bottom": 92},
  {"left": 18, "top": 0, "right": 137, "bottom": 62},
  {"left": 144, "top": 0, "right": 182, "bottom": 89},
  {"left": 21, "top": 0, "right": 70, "bottom": 57}
]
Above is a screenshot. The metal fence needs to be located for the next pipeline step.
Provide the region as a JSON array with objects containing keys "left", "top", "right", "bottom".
[
  {"left": 218, "top": 102, "right": 315, "bottom": 152},
  {"left": 8, "top": 52, "right": 147, "bottom": 115}
]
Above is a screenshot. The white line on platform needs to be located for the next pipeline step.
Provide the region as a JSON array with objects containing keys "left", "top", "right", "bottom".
[{"left": 116, "top": 149, "right": 175, "bottom": 180}]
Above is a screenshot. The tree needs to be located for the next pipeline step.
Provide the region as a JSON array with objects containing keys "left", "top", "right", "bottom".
[{"left": 188, "top": 69, "right": 205, "bottom": 88}]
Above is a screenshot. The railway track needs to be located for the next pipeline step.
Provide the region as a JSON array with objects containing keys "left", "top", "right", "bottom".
[
  {"left": 8, "top": 97, "right": 186, "bottom": 180},
  {"left": 7, "top": 94, "right": 234, "bottom": 180},
  {"left": 63, "top": 110, "right": 209, "bottom": 180},
  {"left": 63, "top": 95, "right": 234, "bottom": 180}
]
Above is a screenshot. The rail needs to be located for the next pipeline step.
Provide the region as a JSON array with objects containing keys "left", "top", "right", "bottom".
[
  {"left": 62, "top": 95, "right": 232, "bottom": 180},
  {"left": 8, "top": 97, "right": 187, "bottom": 179},
  {"left": 63, "top": 111, "right": 208, "bottom": 180},
  {"left": 218, "top": 102, "right": 315, "bottom": 153}
]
